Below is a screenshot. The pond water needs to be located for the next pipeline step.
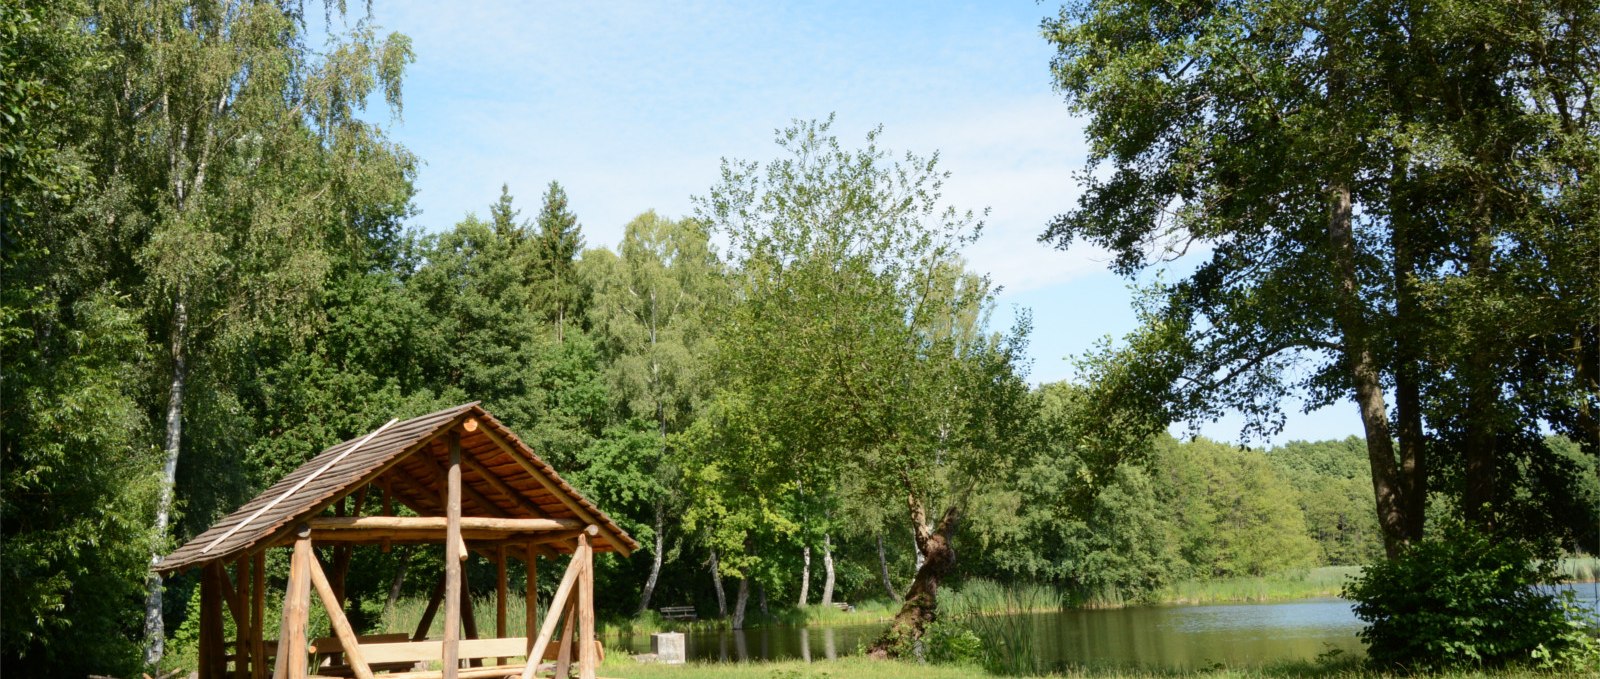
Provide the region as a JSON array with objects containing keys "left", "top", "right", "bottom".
[{"left": 610, "top": 584, "right": 1600, "bottom": 670}]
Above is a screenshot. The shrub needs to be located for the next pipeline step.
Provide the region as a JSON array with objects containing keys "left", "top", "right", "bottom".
[
  {"left": 1345, "top": 521, "right": 1592, "bottom": 671},
  {"left": 922, "top": 619, "right": 982, "bottom": 665}
]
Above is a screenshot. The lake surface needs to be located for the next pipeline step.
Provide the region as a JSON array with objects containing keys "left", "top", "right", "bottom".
[{"left": 612, "top": 584, "right": 1600, "bottom": 670}]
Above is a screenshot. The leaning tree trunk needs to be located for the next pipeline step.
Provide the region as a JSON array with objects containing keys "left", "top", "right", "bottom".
[
  {"left": 820, "top": 533, "right": 836, "bottom": 606},
  {"left": 798, "top": 546, "right": 811, "bottom": 606},
  {"left": 710, "top": 549, "right": 728, "bottom": 617},
  {"left": 384, "top": 555, "right": 410, "bottom": 621},
  {"left": 876, "top": 534, "right": 898, "bottom": 601},
  {"left": 143, "top": 295, "right": 187, "bottom": 666},
  {"left": 1328, "top": 181, "right": 1411, "bottom": 559},
  {"left": 731, "top": 575, "right": 750, "bottom": 630},
  {"left": 868, "top": 500, "right": 958, "bottom": 658},
  {"left": 636, "top": 502, "right": 666, "bottom": 615}
]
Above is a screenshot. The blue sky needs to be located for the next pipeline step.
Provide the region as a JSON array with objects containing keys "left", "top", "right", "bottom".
[{"left": 358, "top": 1, "right": 1363, "bottom": 445}]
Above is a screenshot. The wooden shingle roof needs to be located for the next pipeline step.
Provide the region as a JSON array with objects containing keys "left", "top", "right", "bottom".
[{"left": 157, "top": 403, "right": 636, "bottom": 573}]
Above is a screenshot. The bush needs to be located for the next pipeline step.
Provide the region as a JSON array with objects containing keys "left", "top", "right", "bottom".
[
  {"left": 922, "top": 619, "right": 982, "bottom": 665},
  {"left": 1345, "top": 521, "right": 1593, "bottom": 671}
]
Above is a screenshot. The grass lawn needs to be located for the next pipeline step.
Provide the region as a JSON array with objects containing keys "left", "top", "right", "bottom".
[{"left": 598, "top": 655, "right": 1571, "bottom": 679}]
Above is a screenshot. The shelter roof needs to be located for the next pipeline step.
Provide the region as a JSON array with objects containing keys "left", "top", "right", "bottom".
[{"left": 158, "top": 403, "right": 636, "bottom": 573}]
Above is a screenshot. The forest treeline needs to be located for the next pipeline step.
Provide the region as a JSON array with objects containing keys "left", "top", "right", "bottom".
[{"left": 5, "top": 0, "right": 1599, "bottom": 676}]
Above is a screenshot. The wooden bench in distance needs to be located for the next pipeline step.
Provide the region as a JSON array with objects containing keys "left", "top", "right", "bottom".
[
  {"left": 829, "top": 602, "right": 854, "bottom": 612},
  {"left": 658, "top": 605, "right": 697, "bottom": 621}
]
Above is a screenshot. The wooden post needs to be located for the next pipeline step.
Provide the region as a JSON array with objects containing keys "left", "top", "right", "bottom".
[
  {"left": 200, "top": 562, "right": 223, "bottom": 679},
  {"left": 443, "top": 432, "right": 463, "bottom": 679},
  {"left": 307, "top": 551, "right": 376, "bottom": 679},
  {"left": 460, "top": 559, "right": 481, "bottom": 668},
  {"left": 554, "top": 599, "right": 577, "bottom": 678},
  {"left": 235, "top": 557, "right": 251, "bottom": 679},
  {"left": 524, "top": 545, "right": 538, "bottom": 658},
  {"left": 252, "top": 550, "right": 266, "bottom": 679},
  {"left": 578, "top": 533, "right": 597, "bottom": 679},
  {"left": 274, "top": 529, "right": 312, "bottom": 679},
  {"left": 518, "top": 542, "right": 588, "bottom": 679},
  {"left": 496, "top": 546, "right": 509, "bottom": 665}
]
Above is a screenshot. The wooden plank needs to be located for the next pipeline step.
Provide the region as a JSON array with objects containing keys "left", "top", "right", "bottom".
[
  {"left": 306, "top": 551, "right": 376, "bottom": 679},
  {"left": 444, "top": 430, "right": 463, "bottom": 679},
  {"left": 275, "top": 532, "right": 312, "bottom": 679},
  {"left": 496, "top": 546, "right": 508, "bottom": 665},
  {"left": 517, "top": 547, "right": 586, "bottom": 679},
  {"left": 411, "top": 574, "right": 447, "bottom": 641},
  {"left": 370, "top": 665, "right": 531, "bottom": 679},
  {"left": 470, "top": 424, "right": 633, "bottom": 557},
  {"left": 357, "top": 636, "right": 531, "bottom": 665},
  {"left": 252, "top": 550, "right": 266, "bottom": 679},
  {"left": 577, "top": 533, "right": 597, "bottom": 679},
  {"left": 308, "top": 516, "right": 583, "bottom": 532}
]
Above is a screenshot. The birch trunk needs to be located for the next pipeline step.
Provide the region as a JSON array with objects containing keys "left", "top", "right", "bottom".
[
  {"left": 143, "top": 295, "right": 187, "bottom": 665},
  {"left": 636, "top": 503, "right": 665, "bottom": 615},
  {"left": 820, "top": 534, "right": 835, "bottom": 606},
  {"left": 798, "top": 546, "right": 811, "bottom": 606}
]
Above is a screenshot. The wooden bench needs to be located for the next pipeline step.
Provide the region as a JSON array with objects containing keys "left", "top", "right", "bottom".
[
  {"left": 658, "top": 605, "right": 697, "bottom": 621},
  {"left": 830, "top": 602, "right": 854, "bottom": 612},
  {"left": 264, "top": 635, "right": 601, "bottom": 679}
]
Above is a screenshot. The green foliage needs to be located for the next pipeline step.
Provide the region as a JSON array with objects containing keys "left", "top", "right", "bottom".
[
  {"left": 922, "top": 618, "right": 983, "bottom": 666},
  {"left": 1345, "top": 522, "right": 1588, "bottom": 671}
]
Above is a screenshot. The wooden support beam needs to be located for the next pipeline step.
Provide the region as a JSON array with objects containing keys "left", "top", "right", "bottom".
[
  {"left": 524, "top": 544, "right": 538, "bottom": 658},
  {"left": 252, "top": 550, "right": 266, "bottom": 679},
  {"left": 307, "top": 550, "right": 376, "bottom": 679},
  {"left": 443, "top": 431, "right": 463, "bottom": 679},
  {"left": 459, "top": 558, "right": 480, "bottom": 668},
  {"left": 200, "top": 563, "right": 223, "bottom": 679},
  {"left": 235, "top": 557, "right": 251, "bottom": 679},
  {"left": 577, "top": 532, "right": 597, "bottom": 679},
  {"left": 274, "top": 530, "right": 312, "bottom": 679},
  {"left": 517, "top": 544, "right": 587, "bottom": 679},
  {"left": 309, "top": 516, "right": 584, "bottom": 532},
  {"left": 554, "top": 600, "right": 576, "bottom": 678},
  {"left": 472, "top": 424, "right": 632, "bottom": 556},
  {"left": 412, "top": 574, "right": 447, "bottom": 641},
  {"left": 496, "top": 546, "right": 508, "bottom": 665}
]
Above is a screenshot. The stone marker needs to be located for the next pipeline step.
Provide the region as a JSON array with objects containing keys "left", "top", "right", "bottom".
[{"left": 651, "top": 632, "right": 686, "bottom": 664}]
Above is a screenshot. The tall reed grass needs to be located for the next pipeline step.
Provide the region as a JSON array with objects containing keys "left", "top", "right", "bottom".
[{"left": 1558, "top": 556, "right": 1600, "bottom": 583}]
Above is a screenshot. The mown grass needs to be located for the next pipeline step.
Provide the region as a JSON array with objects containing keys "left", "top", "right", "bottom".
[{"left": 598, "top": 655, "right": 1571, "bottom": 679}]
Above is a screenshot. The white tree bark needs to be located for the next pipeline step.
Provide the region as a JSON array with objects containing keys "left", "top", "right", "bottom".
[
  {"left": 820, "top": 533, "right": 836, "bottom": 606},
  {"left": 798, "top": 545, "right": 811, "bottom": 606},
  {"left": 143, "top": 296, "right": 187, "bottom": 666}
]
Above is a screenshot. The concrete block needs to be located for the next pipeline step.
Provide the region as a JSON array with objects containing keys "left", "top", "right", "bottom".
[{"left": 651, "top": 632, "right": 686, "bottom": 664}]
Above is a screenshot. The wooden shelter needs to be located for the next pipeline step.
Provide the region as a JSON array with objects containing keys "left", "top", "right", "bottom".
[{"left": 156, "top": 403, "right": 638, "bottom": 679}]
